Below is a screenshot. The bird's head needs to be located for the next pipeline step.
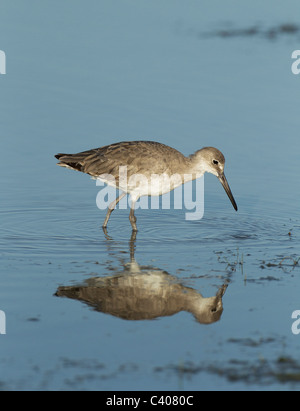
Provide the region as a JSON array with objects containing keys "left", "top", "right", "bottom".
[{"left": 191, "top": 147, "right": 238, "bottom": 211}]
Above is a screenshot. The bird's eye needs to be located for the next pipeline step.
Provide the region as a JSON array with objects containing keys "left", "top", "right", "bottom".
[{"left": 213, "top": 160, "right": 219, "bottom": 165}]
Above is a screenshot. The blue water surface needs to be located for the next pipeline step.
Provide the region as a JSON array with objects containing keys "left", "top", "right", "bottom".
[{"left": 0, "top": 0, "right": 300, "bottom": 391}]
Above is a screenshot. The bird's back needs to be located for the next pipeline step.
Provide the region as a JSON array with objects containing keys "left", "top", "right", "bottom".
[{"left": 55, "top": 140, "right": 188, "bottom": 178}]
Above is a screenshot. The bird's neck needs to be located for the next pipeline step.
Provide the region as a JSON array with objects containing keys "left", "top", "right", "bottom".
[{"left": 182, "top": 155, "right": 206, "bottom": 179}]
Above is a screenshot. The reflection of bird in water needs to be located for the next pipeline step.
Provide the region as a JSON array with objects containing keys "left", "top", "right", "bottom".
[
  {"left": 55, "top": 234, "right": 228, "bottom": 324},
  {"left": 56, "top": 273, "right": 227, "bottom": 324}
]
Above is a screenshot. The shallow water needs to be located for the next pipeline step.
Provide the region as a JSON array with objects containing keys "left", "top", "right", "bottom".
[{"left": 1, "top": 0, "right": 300, "bottom": 391}]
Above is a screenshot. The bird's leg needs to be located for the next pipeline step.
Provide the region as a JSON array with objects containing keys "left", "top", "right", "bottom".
[
  {"left": 129, "top": 230, "right": 137, "bottom": 261},
  {"left": 129, "top": 202, "right": 138, "bottom": 232},
  {"left": 102, "top": 192, "right": 126, "bottom": 229}
]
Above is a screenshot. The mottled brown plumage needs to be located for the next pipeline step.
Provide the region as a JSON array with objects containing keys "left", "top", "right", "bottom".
[
  {"left": 55, "top": 141, "right": 187, "bottom": 180},
  {"left": 55, "top": 140, "right": 237, "bottom": 231}
]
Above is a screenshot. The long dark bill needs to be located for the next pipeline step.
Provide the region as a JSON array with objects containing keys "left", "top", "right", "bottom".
[{"left": 218, "top": 173, "right": 238, "bottom": 211}]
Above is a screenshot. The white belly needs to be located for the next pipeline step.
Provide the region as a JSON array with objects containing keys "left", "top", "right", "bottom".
[{"left": 97, "top": 171, "right": 191, "bottom": 199}]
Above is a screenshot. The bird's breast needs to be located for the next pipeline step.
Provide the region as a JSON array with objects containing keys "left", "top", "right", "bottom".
[
  {"left": 128, "top": 173, "right": 186, "bottom": 196},
  {"left": 97, "top": 172, "right": 191, "bottom": 197}
]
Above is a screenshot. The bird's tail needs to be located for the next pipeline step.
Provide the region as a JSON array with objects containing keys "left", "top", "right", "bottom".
[{"left": 55, "top": 153, "right": 87, "bottom": 172}]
